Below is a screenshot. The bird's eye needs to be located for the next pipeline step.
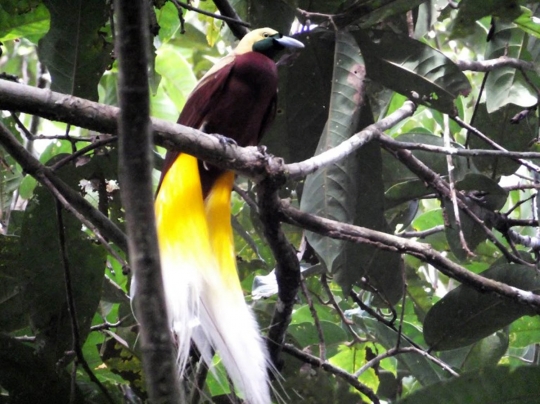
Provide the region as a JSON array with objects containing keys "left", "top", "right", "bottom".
[{"left": 263, "top": 32, "right": 269, "bottom": 37}]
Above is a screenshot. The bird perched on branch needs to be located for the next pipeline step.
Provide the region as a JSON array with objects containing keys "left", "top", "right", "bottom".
[{"left": 154, "top": 28, "right": 303, "bottom": 403}]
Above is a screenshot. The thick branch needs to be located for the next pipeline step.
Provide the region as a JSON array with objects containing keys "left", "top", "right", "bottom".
[
  {"left": 286, "top": 101, "right": 416, "bottom": 179},
  {"left": 0, "top": 79, "right": 266, "bottom": 177},
  {"left": 212, "top": 0, "right": 250, "bottom": 39},
  {"left": 256, "top": 169, "right": 301, "bottom": 367},
  {"left": 281, "top": 343, "right": 379, "bottom": 403},
  {"left": 280, "top": 202, "right": 540, "bottom": 312},
  {"left": 115, "top": 0, "right": 181, "bottom": 401}
]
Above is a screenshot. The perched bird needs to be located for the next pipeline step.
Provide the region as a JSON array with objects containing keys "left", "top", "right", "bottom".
[{"left": 154, "top": 28, "right": 303, "bottom": 403}]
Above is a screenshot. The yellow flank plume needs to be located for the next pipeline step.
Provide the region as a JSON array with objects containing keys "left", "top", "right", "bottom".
[
  {"left": 154, "top": 153, "right": 271, "bottom": 404},
  {"left": 205, "top": 171, "right": 242, "bottom": 291},
  {"left": 155, "top": 153, "right": 212, "bottom": 264}
]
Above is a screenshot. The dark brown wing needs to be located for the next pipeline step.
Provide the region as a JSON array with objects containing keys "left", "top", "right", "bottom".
[{"left": 157, "top": 57, "right": 237, "bottom": 192}]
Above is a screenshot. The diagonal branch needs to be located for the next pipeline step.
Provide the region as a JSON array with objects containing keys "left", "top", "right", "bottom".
[{"left": 279, "top": 201, "right": 540, "bottom": 313}]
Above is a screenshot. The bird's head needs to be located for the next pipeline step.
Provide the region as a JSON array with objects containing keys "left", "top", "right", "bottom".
[{"left": 235, "top": 27, "right": 304, "bottom": 59}]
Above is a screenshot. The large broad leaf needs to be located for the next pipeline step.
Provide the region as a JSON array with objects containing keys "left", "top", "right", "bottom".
[
  {"left": 468, "top": 103, "right": 537, "bottom": 178},
  {"left": 354, "top": 30, "right": 471, "bottom": 114},
  {"left": 0, "top": 1, "right": 50, "bottom": 42},
  {"left": 514, "top": 7, "right": 540, "bottom": 39},
  {"left": 337, "top": 134, "right": 404, "bottom": 306},
  {"left": 423, "top": 263, "right": 540, "bottom": 351},
  {"left": 154, "top": 44, "right": 197, "bottom": 114},
  {"left": 396, "top": 366, "right": 540, "bottom": 404},
  {"left": 301, "top": 31, "right": 366, "bottom": 278},
  {"left": 20, "top": 157, "right": 106, "bottom": 365},
  {"left": 438, "top": 330, "right": 509, "bottom": 372},
  {"left": 37, "top": 0, "right": 113, "bottom": 101},
  {"left": 484, "top": 22, "right": 538, "bottom": 113},
  {"left": 264, "top": 29, "right": 335, "bottom": 163},
  {"left": 300, "top": 31, "right": 403, "bottom": 305}
]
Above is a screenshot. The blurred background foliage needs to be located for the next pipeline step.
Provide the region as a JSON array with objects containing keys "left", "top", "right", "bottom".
[{"left": 1, "top": 0, "right": 540, "bottom": 403}]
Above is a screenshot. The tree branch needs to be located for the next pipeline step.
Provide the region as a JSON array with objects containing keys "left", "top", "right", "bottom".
[
  {"left": 115, "top": 0, "right": 181, "bottom": 401},
  {"left": 457, "top": 57, "right": 537, "bottom": 72},
  {"left": 281, "top": 343, "right": 380, "bottom": 403},
  {"left": 212, "top": 0, "right": 250, "bottom": 39},
  {"left": 256, "top": 169, "right": 301, "bottom": 368},
  {"left": 0, "top": 79, "right": 267, "bottom": 178},
  {"left": 279, "top": 201, "right": 540, "bottom": 313},
  {"left": 286, "top": 101, "right": 417, "bottom": 179}
]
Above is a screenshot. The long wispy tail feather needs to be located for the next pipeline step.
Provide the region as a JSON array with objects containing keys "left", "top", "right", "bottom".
[{"left": 154, "top": 153, "right": 271, "bottom": 404}]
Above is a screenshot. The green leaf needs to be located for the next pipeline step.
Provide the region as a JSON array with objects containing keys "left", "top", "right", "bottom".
[
  {"left": 484, "top": 22, "right": 538, "bottom": 113},
  {"left": 461, "top": 330, "right": 508, "bottom": 371},
  {"left": 468, "top": 103, "right": 537, "bottom": 178},
  {"left": 396, "top": 366, "right": 540, "bottom": 404},
  {"left": 37, "top": 0, "right": 113, "bottom": 101},
  {"left": 514, "top": 7, "right": 540, "bottom": 39},
  {"left": 509, "top": 315, "right": 540, "bottom": 348},
  {"left": 301, "top": 30, "right": 367, "bottom": 277},
  {"left": 154, "top": 44, "right": 197, "bottom": 114},
  {"left": 354, "top": 30, "right": 471, "bottom": 114},
  {"left": 300, "top": 31, "right": 402, "bottom": 305},
  {"left": 385, "top": 180, "right": 434, "bottom": 210},
  {"left": 329, "top": 345, "right": 379, "bottom": 392},
  {"left": 0, "top": 1, "right": 50, "bottom": 42},
  {"left": 288, "top": 321, "right": 348, "bottom": 349},
  {"left": 423, "top": 264, "right": 539, "bottom": 351}
]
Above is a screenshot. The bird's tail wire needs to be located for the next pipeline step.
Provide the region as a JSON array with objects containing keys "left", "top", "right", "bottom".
[{"left": 155, "top": 153, "right": 271, "bottom": 404}]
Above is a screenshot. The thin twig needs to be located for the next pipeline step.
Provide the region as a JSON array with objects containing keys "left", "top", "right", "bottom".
[
  {"left": 281, "top": 343, "right": 380, "bottom": 403},
  {"left": 320, "top": 274, "right": 366, "bottom": 344},
  {"left": 51, "top": 136, "right": 117, "bottom": 171},
  {"left": 170, "top": 0, "right": 250, "bottom": 29},
  {"left": 454, "top": 115, "right": 540, "bottom": 174},
  {"left": 377, "top": 136, "right": 540, "bottom": 159},
  {"left": 299, "top": 275, "right": 326, "bottom": 362},
  {"left": 90, "top": 321, "right": 122, "bottom": 332},
  {"left": 398, "top": 225, "right": 445, "bottom": 238},
  {"left": 444, "top": 114, "right": 472, "bottom": 256},
  {"left": 354, "top": 346, "right": 458, "bottom": 378},
  {"left": 55, "top": 202, "right": 115, "bottom": 404}
]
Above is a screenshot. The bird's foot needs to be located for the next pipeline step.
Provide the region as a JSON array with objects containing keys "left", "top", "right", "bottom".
[{"left": 209, "top": 133, "right": 237, "bottom": 148}]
